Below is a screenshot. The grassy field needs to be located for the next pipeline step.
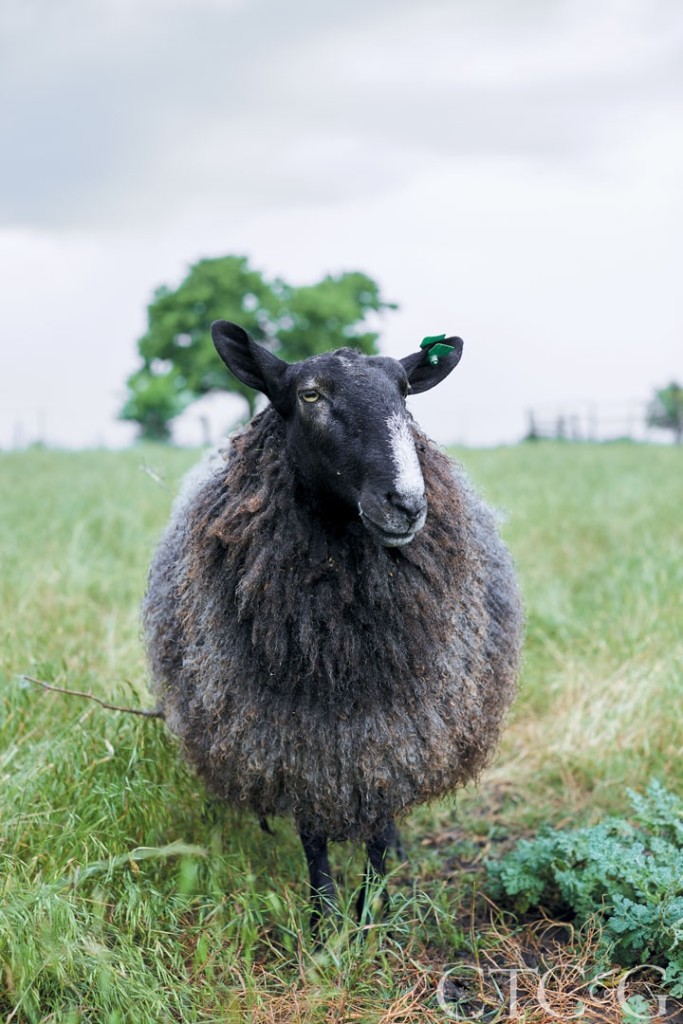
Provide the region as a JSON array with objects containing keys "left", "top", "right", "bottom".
[{"left": 1, "top": 442, "right": 681, "bottom": 1022}]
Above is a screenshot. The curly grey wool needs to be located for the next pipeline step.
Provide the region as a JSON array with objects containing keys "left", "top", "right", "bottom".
[{"left": 144, "top": 402, "right": 523, "bottom": 844}]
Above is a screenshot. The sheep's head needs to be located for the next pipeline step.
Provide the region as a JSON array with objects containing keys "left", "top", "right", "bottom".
[{"left": 211, "top": 321, "right": 463, "bottom": 548}]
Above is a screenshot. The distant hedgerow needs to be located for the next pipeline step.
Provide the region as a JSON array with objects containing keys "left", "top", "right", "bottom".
[{"left": 486, "top": 781, "right": 683, "bottom": 994}]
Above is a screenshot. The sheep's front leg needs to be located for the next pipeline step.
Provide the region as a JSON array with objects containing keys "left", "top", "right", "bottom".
[
  {"left": 299, "top": 830, "right": 338, "bottom": 933},
  {"left": 356, "top": 819, "right": 401, "bottom": 924}
]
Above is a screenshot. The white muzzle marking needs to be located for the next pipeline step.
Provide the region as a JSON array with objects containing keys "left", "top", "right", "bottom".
[{"left": 386, "top": 412, "right": 424, "bottom": 501}]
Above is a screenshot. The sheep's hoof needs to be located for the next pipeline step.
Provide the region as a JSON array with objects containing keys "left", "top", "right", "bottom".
[
  {"left": 310, "top": 898, "right": 343, "bottom": 946},
  {"left": 356, "top": 884, "right": 391, "bottom": 929}
]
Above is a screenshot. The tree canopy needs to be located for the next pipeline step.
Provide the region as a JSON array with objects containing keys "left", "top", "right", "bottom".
[
  {"left": 647, "top": 382, "right": 683, "bottom": 444},
  {"left": 120, "top": 256, "right": 396, "bottom": 440}
]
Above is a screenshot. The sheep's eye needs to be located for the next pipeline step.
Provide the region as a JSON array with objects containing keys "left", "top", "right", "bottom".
[{"left": 300, "top": 389, "right": 321, "bottom": 404}]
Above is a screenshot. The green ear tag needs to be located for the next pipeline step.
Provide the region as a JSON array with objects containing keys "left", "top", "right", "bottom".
[
  {"left": 420, "top": 333, "right": 447, "bottom": 349},
  {"left": 426, "top": 342, "right": 455, "bottom": 365},
  {"left": 420, "top": 334, "right": 454, "bottom": 365}
]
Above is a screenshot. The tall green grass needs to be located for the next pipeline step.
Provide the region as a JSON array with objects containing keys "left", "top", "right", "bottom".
[
  {"left": 466, "top": 443, "right": 683, "bottom": 820},
  {"left": 1, "top": 442, "right": 681, "bottom": 1022}
]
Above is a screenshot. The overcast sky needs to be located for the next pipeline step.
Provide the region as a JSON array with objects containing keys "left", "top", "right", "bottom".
[{"left": 1, "top": 0, "right": 681, "bottom": 447}]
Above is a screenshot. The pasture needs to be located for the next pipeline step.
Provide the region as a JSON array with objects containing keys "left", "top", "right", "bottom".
[{"left": 1, "top": 442, "right": 681, "bottom": 1022}]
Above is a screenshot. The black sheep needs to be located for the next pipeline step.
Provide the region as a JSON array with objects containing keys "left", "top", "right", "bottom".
[{"left": 144, "top": 321, "right": 523, "bottom": 926}]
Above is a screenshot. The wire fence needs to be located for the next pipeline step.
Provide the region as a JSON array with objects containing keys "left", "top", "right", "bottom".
[
  {"left": 2, "top": 399, "right": 678, "bottom": 449},
  {"left": 525, "top": 400, "right": 662, "bottom": 443}
]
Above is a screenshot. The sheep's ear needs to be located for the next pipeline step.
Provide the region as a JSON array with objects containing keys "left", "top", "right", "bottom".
[
  {"left": 211, "top": 320, "right": 292, "bottom": 415},
  {"left": 400, "top": 337, "right": 463, "bottom": 394}
]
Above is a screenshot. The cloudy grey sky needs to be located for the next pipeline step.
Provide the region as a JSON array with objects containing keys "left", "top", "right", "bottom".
[{"left": 1, "top": 0, "right": 682, "bottom": 446}]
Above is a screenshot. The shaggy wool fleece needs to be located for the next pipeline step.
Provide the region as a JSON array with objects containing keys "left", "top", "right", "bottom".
[{"left": 144, "top": 409, "right": 523, "bottom": 841}]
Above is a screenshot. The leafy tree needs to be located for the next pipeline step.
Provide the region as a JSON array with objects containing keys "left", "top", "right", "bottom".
[
  {"left": 647, "top": 382, "right": 683, "bottom": 444},
  {"left": 274, "top": 272, "right": 392, "bottom": 361},
  {"left": 119, "top": 370, "right": 190, "bottom": 442},
  {"left": 120, "top": 256, "right": 396, "bottom": 440}
]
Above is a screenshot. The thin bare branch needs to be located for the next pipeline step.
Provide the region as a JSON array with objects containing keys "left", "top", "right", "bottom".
[
  {"left": 139, "top": 461, "right": 171, "bottom": 491},
  {"left": 19, "top": 675, "right": 164, "bottom": 719}
]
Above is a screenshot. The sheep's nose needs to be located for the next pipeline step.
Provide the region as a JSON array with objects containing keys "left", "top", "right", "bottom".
[{"left": 387, "top": 492, "right": 427, "bottom": 524}]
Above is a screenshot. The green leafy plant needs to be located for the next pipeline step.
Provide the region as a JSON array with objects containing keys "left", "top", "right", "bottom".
[{"left": 487, "top": 781, "right": 683, "bottom": 994}]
